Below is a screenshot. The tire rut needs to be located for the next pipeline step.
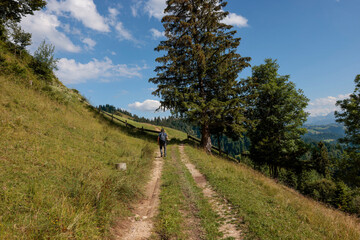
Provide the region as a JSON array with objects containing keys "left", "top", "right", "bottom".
[{"left": 179, "top": 144, "right": 244, "bottom": 240}]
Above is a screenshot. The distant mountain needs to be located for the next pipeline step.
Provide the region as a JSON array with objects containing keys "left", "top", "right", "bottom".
[
  {"left": 306, "top": 112, "right": 336, "bottom": 125},
  {"left": 303, "top": 123, "right": 345, "bottom": 143}
]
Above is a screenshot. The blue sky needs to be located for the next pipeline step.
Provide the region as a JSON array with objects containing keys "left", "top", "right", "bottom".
[{"left": 20, "top": 0, "right": 360, "bottom": 118}]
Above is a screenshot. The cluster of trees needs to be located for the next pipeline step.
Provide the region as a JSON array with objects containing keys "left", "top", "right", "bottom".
[
  {"left": 0, "top": 0, "right": 45, "bottom": 51},
  {"left": 0, "top": 1, "right": 58, "bottom": 82},
  {"left": 147, "top": 0, "right": 360, "bottom": 215}
]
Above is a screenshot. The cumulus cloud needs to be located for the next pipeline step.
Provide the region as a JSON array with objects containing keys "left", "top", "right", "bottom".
[
  {"left": 56, "top": 57, "right": 146, "bottom": 84},
  {"left": 128, "top": 99, "right": 161, "bottom": 111},
  {"left": 47, "top": 0, "right": 110, "bottom": 32},
  {"left": 150, "top": 28, "right": 165, "bottom": 39},
  {"left": 20, "top": 11, "right": 81, "bottom": 53},
  {"left": 144, "top": 0, "right": 166, "bottom": 20},
  {"left": 82, "top": 38, "right": 96, "bottom": 49},
  {"left": 307, "top": 94, "right": 350, "bottom": 117},
  {"left": 222, "top": 12, "right": 249, "bottom": 28}
]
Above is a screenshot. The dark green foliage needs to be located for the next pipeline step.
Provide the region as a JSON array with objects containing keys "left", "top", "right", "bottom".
[
  {"left": 335, "top": 152, "right": 360, "bottom": 188},
  {"left": 350, "top": 194, "right": 360, "bottom": 215},
  {"left": 335, "top": 75, "right": 360, "bottom": 150},
  {"left": 6, "top": 21, "right": 31, "bottom": 56},
  {"left": 333, "top": 181, "right": 352, "bottom": 211},
  {"left": 0, "top": 0, "right": 46, "bottom": 40},
  {"left": 246, "top": 59, "right": 309, "bottom": 178},
  {"left": 335, "top": 75, "right": 360, "bottom": 188},
  {"left": 303, "top": 178, "right": 336, "bottom": 203},
  {"left": 311, "top": 141, "right": 330, "bottom": 178},
  {"left": 149, "top": 0, "right": 251, "bottom": 152},
  {"left": 99, "top": 104, "right": 117, "bottom": 113},
  {"left": 0, "top": 0, "right": 46, "bottom": 23}
]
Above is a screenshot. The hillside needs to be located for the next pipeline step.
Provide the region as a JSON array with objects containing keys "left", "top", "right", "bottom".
[
  {"left": 303, "top": 123, "right": 345, "bottom": 142},
  {"left": 306, "top": 113, "right": 336, "bottom": 125},
  {"left": 0, "top": 42, "right": 157, "bottom": 238},
  {"left": 1, "top": 40, "right": 360, "bottom": 239}
]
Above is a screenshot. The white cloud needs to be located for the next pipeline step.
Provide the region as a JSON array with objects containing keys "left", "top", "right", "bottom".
[
  {"left": 307, "top": 94, "right": 350, "bottom": 116},
  {"left": 82, "top": 38, "right": 96, "bottom": 49},
  {"left": 150, "top": 28, "right": 165, "bottom": 39},
  {"left": 144, "top": 0, "right": 166, "bottom": 20},
  {"left": 108, "top": 7, "right": 119, "bottom": 26},
  {"left": 222, "top": 12, "right": 249, "bottom": 28},
  {"left": 115, "top": 22, "right": 134, "bottom": 41},
  {"left": 131, "top": 1, "right": 143, "bottom": 17},
  {"left": 20, "top": 11, "right": 81, "bottom": 53},
  {"left": 56, "top": 57, "right": 146, "bottom": 84},
  {"left": 128, "top": 99, "right": 161, "bottom": 111},
  {"left": 47, "top": 0, "right": 110, "bottom": 32}
]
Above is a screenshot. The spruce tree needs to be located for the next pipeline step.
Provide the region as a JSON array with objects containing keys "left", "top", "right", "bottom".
[
  {"left": 335, "top": 74, "right": 360, "bottom": 187},
  {"left": 246, "top": 59, "right": 309, "bottom": 178},
  {"left": 312, "top": 141, "right": 330, "bottom": 178},
  {"left": 149, "top": 0, "right": 250, "bottom": 153}
]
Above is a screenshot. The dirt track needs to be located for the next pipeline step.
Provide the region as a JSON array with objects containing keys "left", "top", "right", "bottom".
[
  {"left": 114, "top": 152, "right": 163, "bottom": 240},
  {"left": 115, "top": 143, "right": 243, "bottom": 239}
]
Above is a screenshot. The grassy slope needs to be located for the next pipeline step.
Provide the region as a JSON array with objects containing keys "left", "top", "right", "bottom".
[
  {"left": 184, "top": 145, "right": 360, "bottom": 240},
  {"left": 0, "top": 44, "right": 157, "bottom": 238}
]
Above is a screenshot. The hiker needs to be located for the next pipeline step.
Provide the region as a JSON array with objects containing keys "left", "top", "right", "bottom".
[{"left": 158, "top": 128, "right": 168, "bottom": 157}]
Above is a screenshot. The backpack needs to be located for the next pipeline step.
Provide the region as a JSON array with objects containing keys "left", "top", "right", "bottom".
[{"left": 159, "top": 132, "right": 167, "bottom": 144}]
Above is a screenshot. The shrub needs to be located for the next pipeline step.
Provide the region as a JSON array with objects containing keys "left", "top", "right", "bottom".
[
  {"left": 29, "top": 40, "right": 58, "bottom": 82},
  {"left": 279, "top": 170, "right": 298, "bottom": 188},
  {"left": 303, "top": 178, "right": 336, "bottom": 203},
  {"left": 333, "top": 181, "right": 352, "bottom": 211},
  {"left": 350, "top": 194, "right": 360, "bottom": 215}
]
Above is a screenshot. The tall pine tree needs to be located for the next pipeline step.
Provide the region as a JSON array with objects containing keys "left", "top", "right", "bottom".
[
  {"left": 149, "top": 0, "right": 250, "bottom": 153},
  {"left": 335, "top": 74, "right": 360, "bottom": 187},
  {"left": 246, "top": 59, "right": 309, "bottom": 178}
]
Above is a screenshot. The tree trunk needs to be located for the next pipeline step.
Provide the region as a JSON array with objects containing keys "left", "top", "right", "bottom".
[{"left": 201, "top": 123, "right": 212, "bottom": 154}]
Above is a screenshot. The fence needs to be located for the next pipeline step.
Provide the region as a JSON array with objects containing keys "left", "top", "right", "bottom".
[
  {"left": 98, "top": 108, "right": 241, "bottom": 163},
  {"left": 100, "top": 109, "right": 161, "bottom": 134}
]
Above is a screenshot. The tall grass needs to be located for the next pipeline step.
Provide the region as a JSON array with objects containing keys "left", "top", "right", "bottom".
[{"left": 0, "top": 76, "right": 156, "bottom": 239}]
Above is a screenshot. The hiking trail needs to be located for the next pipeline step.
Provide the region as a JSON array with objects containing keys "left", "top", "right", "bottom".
[
  {"left": 113, "top": 150, "right": 163, "bottom": 239},
  {"left": 114, "top": 141, "right": 243, "bottom": 239}
]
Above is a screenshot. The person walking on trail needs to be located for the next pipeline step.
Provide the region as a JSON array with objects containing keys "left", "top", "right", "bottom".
[{"left": 158, "top": 128, "right": 168, "bottom": 157}]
